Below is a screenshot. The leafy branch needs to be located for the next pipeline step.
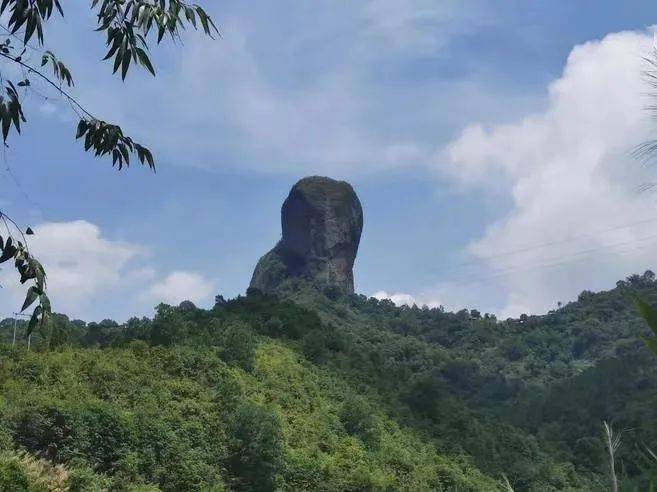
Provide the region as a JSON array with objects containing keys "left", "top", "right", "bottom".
[
  {"left": 634, "top": 296, "right": 657, "bottom": 356},
  {"left": 94, "top": 0, "right": 218, "bottom": 79},
  {"left": 0, "top": 0, "right": 217, "bottom": 333},
  {"left": 0, "top": 212, "right": 49, "bottom": 337},
  {"left": 635, "top": 50, "right": 657, "bottom": 190},
  {"left": 0, "top": 0, "right": 218, "bottom": 167}
]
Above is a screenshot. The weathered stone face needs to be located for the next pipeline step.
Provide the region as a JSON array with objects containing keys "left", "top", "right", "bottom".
[{"left": 250, "top": 176, "right": 363, "bottom": 294}]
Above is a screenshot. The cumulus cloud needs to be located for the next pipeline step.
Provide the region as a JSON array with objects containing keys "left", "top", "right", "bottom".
[
  {"left": 0, "top": 221, "right": 145, "bottom": 318},
  {"left": 0, "top": 221, "right": 215, "bottom": 320},
  {"left": 439, "top": 29, "right": 657, "bottom": 317},
  {"left": 148, "top": 271, "right": 215, "bottom": 306},
  {"left": 372, "top": 290, "right": 442, "bottom": 309}
]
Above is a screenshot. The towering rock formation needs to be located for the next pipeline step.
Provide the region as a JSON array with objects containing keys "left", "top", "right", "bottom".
[{"left": 250, "top": 176, "right": 363, "bottom": 294}]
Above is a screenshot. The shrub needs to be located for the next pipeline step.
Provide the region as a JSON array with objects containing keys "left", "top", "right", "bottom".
[
  {"left": 127, "top": 340, "right": 150, "bottom": 356},
  {"left": 11, "top": 406, "right": 73, "bottom": 462},
  {"left": 0, "top": 451, "right": 69, "bottom": 492},
  {"left": 261, "top": 317, "right": 283, "bottom": 337},
  {"left": 68, "top": 465, "right": 114, "bottom": 491},
  {"left": 301, "top": 329, "right": 329, "bottom": 363},
  {"left": 404, "top": 371, "right": 445, "bottom": 417},
  {"left": 338, "top": 395, "right": 380, "bottom": 448},
  {"left": 302, "top": 325, "right": 345, "bottom": 364},
  {"left": 229, "top": 403, "right": 283, "bottom": 491},
  {"left": 0, "top": 455, "right": 28, "bottom": 491},
  {"left": 218, "top": 321, "right": 257, "bottom": 372}
]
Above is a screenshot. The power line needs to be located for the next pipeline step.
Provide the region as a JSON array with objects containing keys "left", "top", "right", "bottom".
[
  {"left": 439, "top": 216, "right": 657, "bottom": 275},
  {"left": 444, "top": 237, "right": 657, "bottom": 287},
  {"left": 482, "top": 231, "right": 657, "bottom": 274}
]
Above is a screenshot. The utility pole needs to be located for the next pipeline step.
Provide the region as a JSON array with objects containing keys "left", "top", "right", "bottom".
[{"left": 12, "top": 312, "right": 32, "bottom": 350}]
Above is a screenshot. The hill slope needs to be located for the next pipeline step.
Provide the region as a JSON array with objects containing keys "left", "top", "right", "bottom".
[{"left": 2, "top": 272, "right": 657, "bottom": 490}]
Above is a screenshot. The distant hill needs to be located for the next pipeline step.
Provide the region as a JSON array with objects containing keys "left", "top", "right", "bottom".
[{"left": 2, "top": 272, "right": 657, "bottom": 490}]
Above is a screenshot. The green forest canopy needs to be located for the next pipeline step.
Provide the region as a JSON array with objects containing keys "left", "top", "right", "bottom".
[{"left": 1, "top": 271, "right": 657, "bottom": 490}]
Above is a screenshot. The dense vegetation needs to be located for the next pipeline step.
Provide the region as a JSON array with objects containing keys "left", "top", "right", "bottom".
[{"left": 2, "top": 271, "right": 657, "bottom": 490}]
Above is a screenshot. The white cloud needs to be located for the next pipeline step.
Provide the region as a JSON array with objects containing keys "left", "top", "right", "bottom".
[
  {"left": 0, "top": 220, "right": 145, "bottom": 319},
  {"left": 42, "top": 1, "right": 498, "bottom": 177},
  {"left": 148, "top": 271, "right": 215, "bottom": 306},
  {"left": 439, "top": 29, "right": 657, "bottom": 316},
  {"left": 27, "top": 220, "right": 142, "bottom": 302},
  {"left": 137, "top": 22, "right": 428, "bottom": 175},
  {"left": 38, "top": 101, "right": 57, "bottom": 116},
  {"left": 373, "top": 290, "right": 442, "bottom": 309},
  {"left": 0, "top": 221, "right": 216, "bottom": 320},
  {"left": 361, "top": 0, "right": 490, "bottom": 58}
]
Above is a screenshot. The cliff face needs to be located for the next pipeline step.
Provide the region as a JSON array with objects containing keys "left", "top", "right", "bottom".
[{"left": 250, "top": 176, "right": 363, "bottom": 294}]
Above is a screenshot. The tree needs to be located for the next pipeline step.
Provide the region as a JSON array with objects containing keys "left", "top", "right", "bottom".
[
  {"left": 0, "top": 1, "right": 217, "bottom": 335},
  {"left": 339, "top": 395, "right": 380, "bottom": 447},
  {"left": 218, "top": 320, "right": 257, "bottom": 371},
  {"left": 229, "top": 403, "right": 283, "bottom": 491}
]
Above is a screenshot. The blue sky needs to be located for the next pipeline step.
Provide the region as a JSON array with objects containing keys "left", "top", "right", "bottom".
[{"left": 2, "top": 1, "right": 657, "bottom": 321}]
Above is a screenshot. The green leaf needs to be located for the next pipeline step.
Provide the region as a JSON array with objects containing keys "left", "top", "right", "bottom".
[
  {"left": 121, "top": 47, "right": 131, "bottom": 80},
  {"left": 21, "top": 286, "right": 39, "bottom": 312},
  {"left": 635, "top": 296, "right": 657, "bottom": 336},
  {"left": 135, "top": 47, "right": 155, "bottom": 76},
  {"left": 40, "top": 292, "right": 51, "bottom": 313},
  {"left": 0, "top": 244, "right": 15, "bottom": 263},
  {"left": 32, "top": 259, "right": 46, "bottom": 291},
  {"left": 75, "top": 119, "right": 88, "bottom": 139},
  {"left": 26, "top": 305, "right": 42, "bottom": 337}
]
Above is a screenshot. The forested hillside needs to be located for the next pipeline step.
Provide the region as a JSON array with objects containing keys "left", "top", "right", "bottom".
[{"left": 2, "top": 271, "right": 657, "bottom": 490}]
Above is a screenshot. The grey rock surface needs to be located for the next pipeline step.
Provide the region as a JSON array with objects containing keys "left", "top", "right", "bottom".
[{"left": 250, "top": 176, "right": 363, "bottom": 294}]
